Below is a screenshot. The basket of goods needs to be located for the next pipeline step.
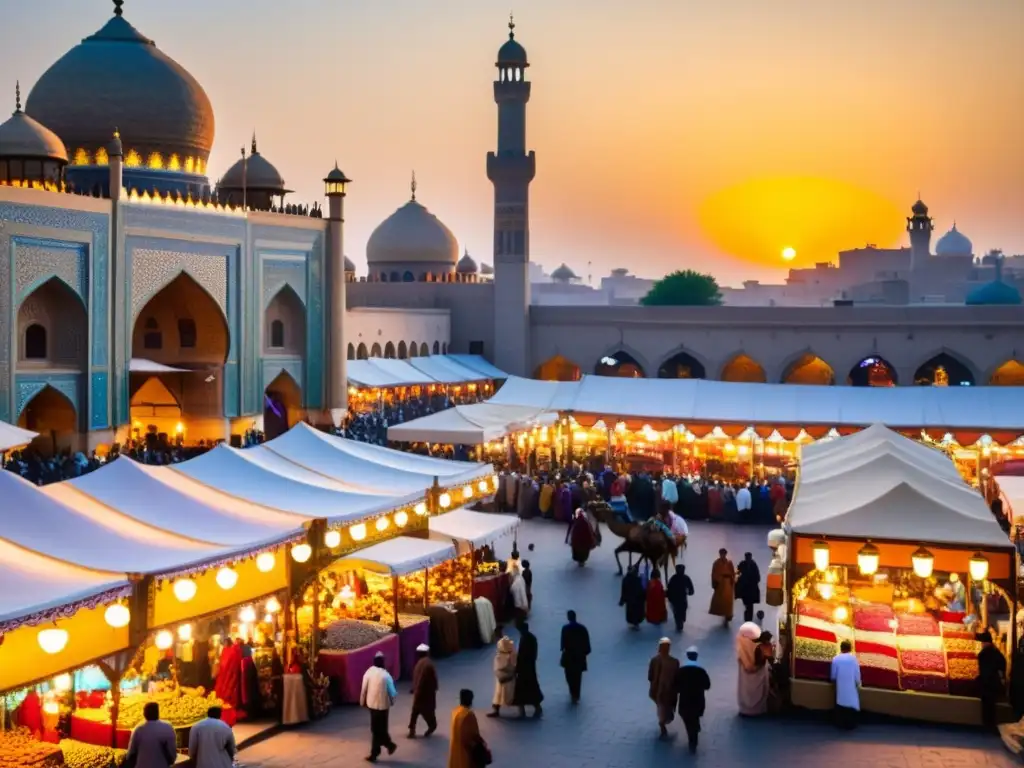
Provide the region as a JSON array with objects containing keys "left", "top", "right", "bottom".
[
  {"left": 60, "top": 738, "right": 128, "bottom": 768},
  {"left": 0, "top": 728, "right": 63, "bottom": 768},
  {"left": 320, "top": 619, "right": 393, "bottom": 651}
]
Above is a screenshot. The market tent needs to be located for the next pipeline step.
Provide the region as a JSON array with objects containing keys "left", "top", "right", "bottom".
[
  {"left": 408, "top": 355, "right": 486, "bottom": 384},
  {"left": 445, "top": 355, "right": 508, "bottom": 380},
  {"left": 331, "top": 536, "right": 457, "bottom": 576},
  {"left": 0, "top": 420, "right": 38, "bottom": 452},
  {"left": 347, "top": 359, "right": 407, "bottom": 388},
  {"left": 129, "top": 358, "right": 191, "bottom": 374},
  {"left": 387, "top": 403, "right": 556, "bottom": 444},
  {"left": 800, "top": 424, "right": 961, "bottom": 482},
  {"left": 330, "top": 434, "right": 490, "bottom": 478},
  {"left": 996, "top": 476, "right": 1024, "bottom": 522},
  {"left": 365, "top": 358, "right": 436, "bottom": 386},
  {"left": 428, "top": 508, "right": 519, "bottom": 552},
  {"left": 488, "top": 376, "right": 579, "bottom": 411}
]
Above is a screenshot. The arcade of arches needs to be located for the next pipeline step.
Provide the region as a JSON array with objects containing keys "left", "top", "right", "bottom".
[
  {"left": 533, "top": 355, "right": 581, "bottom": 382},
  {"left": 595, "top": 351, "right": 644, "bottom": 378},
  {"left": 658, "top": 352, "right": 706, "bottom": 379}
]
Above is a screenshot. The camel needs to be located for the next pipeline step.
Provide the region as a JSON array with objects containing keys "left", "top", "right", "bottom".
[{"left": 587, "top": 501, "right": 681, "bottom": 575}]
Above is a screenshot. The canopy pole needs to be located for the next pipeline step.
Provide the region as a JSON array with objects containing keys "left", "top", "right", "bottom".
[
  {"left": 391, "top": 575, "right": 401, "bottom": 632},
  {"left": 566, "top": 418, "right": 575, "bottom": 471},
  {"left": 423, "top": 567, "right": 430, "bottom": 611}
]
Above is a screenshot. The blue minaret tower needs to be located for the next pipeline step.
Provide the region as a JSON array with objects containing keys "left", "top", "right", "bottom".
[{"left": 488, "top": 15, "right": 535, "bottom": 377}]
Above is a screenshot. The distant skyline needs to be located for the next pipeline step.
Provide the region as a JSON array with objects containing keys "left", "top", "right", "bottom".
[{"left": 2, "top": 0, "right": 1022, "bottom": 286}]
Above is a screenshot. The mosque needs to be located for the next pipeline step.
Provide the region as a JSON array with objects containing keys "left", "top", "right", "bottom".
[{"left": 1, "top": 2, "right": 1023, "bottom": 454}]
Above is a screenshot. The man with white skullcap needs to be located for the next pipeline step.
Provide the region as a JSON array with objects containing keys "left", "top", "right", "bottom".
[
  {"left": 409, "top": 644, "right": 438, "bottom": 739},
  {"left": 675, "top": 645, "right": 711, "bottom": 753},
  {"left": 647, "top": 637, "right": 679, "bottom": 739}
]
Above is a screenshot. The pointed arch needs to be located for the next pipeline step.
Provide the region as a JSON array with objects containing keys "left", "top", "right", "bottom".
[
  {"left": 442, "top": 342, "right": 449, "bottom": 354},
  {"left": 17, "top": 277, "right": 88, "bottom": 371},
  {"left": 656, "top": 349, "right": 707, "bottom": 379},
  {"left": 132, "top": 272, "right": 229, "bottom": 366},
  {"left": 347, "top": 343, "right": 356, "bottom": 360},
  {"left": 989, "top": 359, "right": 1024, "bottom": 386},
  {"left": 913, "top": 350, "right": 976, "bottom": 386},
  {"left": 264, "top": 284, "right": 306, "bottom": 356},
  {"left": 419, "top": 342, "right": 429, "bottom": 357},
  {"left": 397, "top": 341, "right": 408, "bottom": 359},
  {"left": 407, "top": 341, "right": 419, "bottom": 358},
  {"left": 18, "top": 384, "right": 78, "bottom": 455},
  {"left": 780, "top": 351, "right": 835, "bottom": 386},
  {"left": 595, "top": 349, "right": 646, "bottom": 378},
  {"left": 719, "top": 352, "right": 767, "bottom": 383},
  {"left": 432, "top": 341, "right": 440, "bottom": 355},
  {"left": 384, "top": 341, "right": 396, "bottom": 359},
  {"left": 847, "top": 356, "right": 898, "bottom": 387},
  {"left": 129, "top": 376, "right": 182, "bottom": 436},
  {"left": 357, "top": 343, "right": 369, "bottom": 360},
  {"left": 534, "top": 355, "right": 581, "bottom": 382},
  {"left": 371, "top": 342, "right": 382, "bottom": 357},
  {"left": 264, "top": 370, "right": 303, "bottom": 440}
]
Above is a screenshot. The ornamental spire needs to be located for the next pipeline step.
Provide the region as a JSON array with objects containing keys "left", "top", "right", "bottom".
[
  {"left": 113, "top": 0, "right": 124, "bottom": 17},
  {"left": 508, "top": 11, "right": 515, "bottom": 39},
  {"left": 14, "top": 81, "right": 20, "bottom": 113},
  {"left": 251, "top": 131, "right": 257, "bottom": 155},
  {"left": 410, "top": 170, "right": 417, "bottom": 201}
]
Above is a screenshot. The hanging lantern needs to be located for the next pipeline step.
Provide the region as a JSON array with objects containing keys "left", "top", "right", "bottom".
[
  {"left": 291, "top": 543, "right": 312, "bottom": 563},
  {"left": 172, "top": 578, "right": 197, "bottom": 602},
  {"left": 177, "top": 624, "right": 193, "bottom": 642},
  {"left": 239, "top": 606, "right": 257, "bottom": 624},
  {"left": 215, "top": 567, "right": 238, "bottom": 590},
  {"left": 811, "top": 540, "right": 830, "bottom": 571},
  {"left": 350, "top": 523, "right": 367, "bottom": 541},
  {"left": 266, "top": 596, "right": 282, "bottom": 613},
  {"left": 816, "top": 582, "right": 833, "bottom": 601},
  {"left": 155, "top": 630, "right": 173, "bottom": 650},
  {"left": 439, "top": 492, "right": 451, "bottom": 509},
  {"left": 414, "top": 502, "right": 427, "bottom": 516},
  {"left": 969, "top": 552, "right": 990, "bottom": 581},
  {"left": 104, "top": 603, "right": 131, "bottom": 628},
  {"left": 376, "top": 516, "right": 390, "bottom": 532},
  {"left": 478, "top": 480, "right": 488, "bottom": 493},
  {"left": 324, "top": 530, "right": 342, "bottom": 549},
  {"left": 857, "top": 542, "right": 880, "bottom": 576},
  {"left": 832, "top": 605, "right": 849, "bottom": 623},
  {"left": 54, "top": 674, "right": 72, "bottom": 692},
  {"left": 462, "top": 485, "right": 473, "bottom": 500},
  {"left": 37, "top": 628, "right": 68, "bottom": 655},
  {"left": 394, "top": 511, "right": 409, "bottom": 527},
  {"left": 256, "top": 552, "right": 276, "bottom": 573},
  {"left": 911, "top": 546, "right": 934, "bottom": 578}
]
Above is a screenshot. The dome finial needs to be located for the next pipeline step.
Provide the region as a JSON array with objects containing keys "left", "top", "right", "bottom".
[
  {"left": 508, "top": 11, "right": 515, "bottom": 39},
  {"left": 14, "top": 80, "right": 20, "bottom": 113},
  {"left": 251, "top": 131, "right": 257, "bottom": 155},
  {"left": 410, "top": 170, "right": 417, "bottom": 201},
  {"left": 113, "top": 0, "right": 124, "bottom": 16}
]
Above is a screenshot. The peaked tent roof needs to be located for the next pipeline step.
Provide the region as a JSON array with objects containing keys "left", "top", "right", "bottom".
[
  {"left": 0, "top": 420, "right": 38, "bottom": 452},
  {"left": 445, "top": 355, "right": 508, "bottom": 380},
  {"left": 387, "top": 403, "right": 556, "bottom": 444},
  {"left": 428, "top": 507, "right": 519, "bottom": 550},
  {"left": 800, "top": 423, "right": 960, "bottom": 481},
  {"left": 330, "top": 535, "right": 456, "bottom": 576},
  {"left": 407, "top": 355, "right": 486, "bottom": 384}
]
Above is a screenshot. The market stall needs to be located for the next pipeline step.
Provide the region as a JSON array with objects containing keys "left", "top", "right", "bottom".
[
  {"left": 0, "top": 419, "right": 38, "bottom": 452},
  {"left": 782, "top": 426, "right": 1016, "bottom": 725},
  {"left": 387, "top": 403, "right": 556, "bottom": 445}
]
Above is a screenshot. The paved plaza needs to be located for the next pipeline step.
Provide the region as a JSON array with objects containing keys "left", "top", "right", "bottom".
[{"left": 240, "top": 520, "right": 1015, "bottom": 767}]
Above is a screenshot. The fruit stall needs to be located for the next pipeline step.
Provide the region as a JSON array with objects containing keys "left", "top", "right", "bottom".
[{"left": 780, "top": 425, "right": 1017, "bottom": 725}]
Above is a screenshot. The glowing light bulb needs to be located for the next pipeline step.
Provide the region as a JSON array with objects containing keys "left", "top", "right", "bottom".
[
  {"left": 324, "top": 530, "right": 342, "bottom": 548},
  {"left": 177, "top": 624, "right": 192, "bottom": 642},
  {"left": 173, "top": 578, "right": 197, "bottom": 602},
  {"left": 376, "top": 516, "right": 390, "bottom": 532},
  {"left": 256, "top": 552, "right": 276, "bottom": 573},
  {"left": 266, "top": 596, "right": 282, "bottom": 613},
  {"left": 291, "top": 543, "right": 312, "bottom": 563},
  {"left": 969, "top": 552, "right": 989, "bottom": 581},
  {"left": 350, "top": 523, "right": 367, "bottom": 541},
  {"left": 104, "top": 603, "right": 131, "bottom": 628},
  {"left": 414, "top": 502, "right": 427, "bottom": 516},
  {"left": 239, "top": 606, "right": 257, "bottom": 624},
  {"left": 911, "top": 546, "right": 934, "bottom": 579},
  {"left": 394, "top": 511, "right": 409, "bottom": 527},
  {"left": 439, "top": 492, "right": 451, "bottom": 509},
  {"left": 857, "top": 542, "right": 880, "bottom": 576},
  {"left": 478, "top": 480, "right": 488, "bottom": 492},
  {"left": 155, "top": 631, "right": 173, "bottom": 651},
  {"left": 215, "top": 567, "right": 238, "bottom": 590},
  {"left": 811, "top": 540, "right": 830, "bottom": 572},
  {"left": 462, "top": 485, "right": 473, "bottom": 500},
  {"left": 54, "top": 674, "right": 72, "bottom": 692}
]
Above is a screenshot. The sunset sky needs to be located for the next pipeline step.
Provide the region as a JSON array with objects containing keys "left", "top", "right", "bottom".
[{"left": 3, "top": 0, "right": 1022, "bottom": 286}]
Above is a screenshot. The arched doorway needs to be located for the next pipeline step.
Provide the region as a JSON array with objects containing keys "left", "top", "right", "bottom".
[
  {"left": 914, "top": 353, "right": 975, "bottom": 386},
  {"left": 848, "top": 356, "right": 897, "bottom": 387},
  {"left": 990, "top": 360, "right": 1024, "bottom": 386},
  {"left": 408, "top": 340, "right": 419, "bottom": 357},
  {"left": 595, "top": 351, "right": 645, "bottom": 378},
  {"left": 721, "top": 353, "right": 767, "bottom": 383},
  {"left": 132, "top": 273, "right": 229, "bottom": 444},
  {"left": 781, "top": 353, "right": 835, "bottom": 385},
  {"left": 347, "top": 343, "right": 355, "bottom": 360},
  {"left": 370, "top": 343, "right": 382, "bottom": 357},
  {"left": 384, "top": 342, "right": 396, "bottom": 359},
  {"left": 357, "top": 343, "right": 369, "bottom": 360},
  {"left": 419, "top": 342, "right": 429, "bottom": 357},
  {"left": 129, "top": 376, "right": 182, "bottom": 439},
  {"left": 17, "top": 278, "right": 88, "bottom": 371},
  {"left": 264, "top": 371, "right": 302, "bottom": 440},
  {"left": 432, "top": 341, "right": 440, "bottom": 354},
  {"left": 398, "top": 341, "right": 408, "bottom": 359},
  {"left": 264, "top": 286, "right": 306, "bottom": 356},
  {"left": 657, "top": 351, "right": 706, "bottom": 379},
  {"left": 533, "top": 355, "right": 581, "bottom": 382},
  {"left": 18, "top": 385, "right": 78, "bottom": 455}
]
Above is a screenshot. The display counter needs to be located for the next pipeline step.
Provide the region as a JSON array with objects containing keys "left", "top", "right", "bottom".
[
  {"left": 472, "top": 573, "right": 509, "bottom": 620},
  {"left": 316, "top": 633, "right": 400, "bottom": 704},
  {"left": 398, "top": 617, "right": 430, "bottom": 678}
]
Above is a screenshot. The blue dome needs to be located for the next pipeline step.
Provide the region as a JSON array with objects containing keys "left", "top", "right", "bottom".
[
  {"left": 966, "top": 281, "right": 1022, "bottom": 306},
  {"left": 498, "top": 37, "right": 528, "bottom": 65},
  {"left": 935, "top": 224, "right": 973, "bottom": 256}
]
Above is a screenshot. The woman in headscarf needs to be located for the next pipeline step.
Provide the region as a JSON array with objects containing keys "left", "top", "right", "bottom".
[
  {"left": 620, "top": 565, "right": 646, "bottom": 630},
  {"left": 645, "top": 568, "right": 668, "bottom": 626},
  {"left": 736, "top": 622, "right": 770, "bottom": 716},
  {"left": 709, "top": 549, "right": 736, "bottom": 625},
  {"left": 488, "top": 636, "right": 517, "bottom": 718},
  {"left": 214, "top": 637, "right": 242, "bottom": 709},
  {"left": 569, "top": 508, "right": 597, "bottom": 566}
]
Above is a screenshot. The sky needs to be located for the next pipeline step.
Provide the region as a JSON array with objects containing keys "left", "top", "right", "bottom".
[{"left": 2, "top": 0, "right": 1022, "bottom": 287}]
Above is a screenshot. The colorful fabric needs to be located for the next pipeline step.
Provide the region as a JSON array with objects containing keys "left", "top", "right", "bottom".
[
  {"left": 901, "top": 673, "right": 949, "bottom": 694},
  {"left": 896, "top": 613, "right": 939, "bottom": 637},
  {"left": 854, "top": 640, "right": 898, "bottom": 659},
  {"left": 798, "top": 614, "right": 853, "bottom": 640},
  {"left": 899, "top": 650, "right": 946, "bottom": 675},
  {"left": 854, "top": 629, "right": 897, "bottom": 648},
  {"left": 795, "top": 624, "right": 837, "bottom": 644}
]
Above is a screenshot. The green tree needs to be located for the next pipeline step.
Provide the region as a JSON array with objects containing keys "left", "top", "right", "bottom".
[{"left": 640, "top": 270, "right": 722, "bottom": 306}]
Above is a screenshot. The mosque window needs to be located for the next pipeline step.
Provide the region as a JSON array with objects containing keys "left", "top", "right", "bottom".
[
  {"left": 270, "top": 319, "right": 285, "bottom": 348},
  {"left": 390, "top": 271, "right": 400, "bottom": 282},
  {"left": 24, "top": 324, "right": 47, "bottom": 359},
  {"left": 72, "top": 148, "right": 90, "bottom": 166},
  {"left": 167, "top": 154, "right": 181, "bottom": 171},
  {"left": 124, "top": 149, "right": 142, "bottom": 168},
  {"left": 403, "top": 271, "right": 415, "bottom": 282},
  {"left": 184, "top": 157, "right": 195, "bottom": 173},
  {"left": 143, "top": 317, "right": 162, "bottom": 350},
  {"left": 147, "top": 152, "right": 164, "bottom": 170},
  {"left": 94, "top": 147, "right": 108, "bottom": 166},
  {"left": 433, "top": 341, "right": 440, "bottom": 354},
  {"left": 177, "top": 318, "right": 197, "bottom": 348}
]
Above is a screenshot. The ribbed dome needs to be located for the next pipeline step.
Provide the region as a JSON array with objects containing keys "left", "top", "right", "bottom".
[
  {"left": 344, "top": 255, "right": 356, "bottom": 273},
  {"left": 935, "top": 223, "right": 972, "bottom": 256},
  {"left": 219, "top": 138, "right": 287, "bottom": 191},
  {"left": 366, "top": 198, "right": 458, "bottom": 266},
  {"left": 25, "top": 9, "right": 215, "bottom": 169},
  {"left": 457, "top": 250, "right": 478, "bottom": 274},
  {"left": 551, "top": 263, "right": 577, "bottom": 281},
  {"left": 0, "top": 102, "right": 67, "bottom": 162},
  {"left": 966, "top": 281, "right": 1022, "bottom": 306}
]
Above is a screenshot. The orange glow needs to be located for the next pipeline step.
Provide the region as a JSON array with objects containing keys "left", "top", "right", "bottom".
[{"left": 698, "top": 177, "right": 907, "bottom": 268}]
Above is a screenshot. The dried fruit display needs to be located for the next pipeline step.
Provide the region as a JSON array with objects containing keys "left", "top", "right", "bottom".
[
  {"left": 476, "top": 560, "right": 500, "bottom": 576},
  {"left": 895, "top": 635, "right": 943, "bottom": 652},
  {"left": 943, "top": 637, "right": 981, "bottom": 654},
  {"left": 899, "top": 649, "right": 946, "bottom": 675},
  {"left": 320, "top": 619, "right": 392, "bottom": 651},
  {"left": 854, "top": 629, "right": 897, "bottom": 648},
  {"left": 399, "top": 555, "right": 472, "bottom": 605},
  {"left": 73, "top": 687, "right": 225, "bottom": 729},
  {"left": 940, "top": 621, "right": 974, "bottom": 640},
  {"left": 896, "top": 613, "right": 939, "bottom": 637},
  {"left": 60, "top": 738, "right": 128, "bottom": 768},
  {"left": 794, "top": 636, "right": 838, "bottom": 663},
  {"left": 796, "top": 599, "right": 834, "bottom": 622},
  {"left": 861, "top": 667, "right": 900, "bottom": 690},
  {"left": 0, "top": 728, "right": 62, "bottom": 767},
  {"left": 854, "top": 640, "right": 898, "bottom": 659},
  {"left": 795, "top": 624, "right": 836, "bottom": 644},
  {"left": 947, "top": 655, "right": 980, "bottom": 680},
  {"left": 900, "top": 673, "right": 949, "bottom": 694},
  {"left": 852, "top": 605, "right": 894, "bottom": 632},
  {"left": 857, "top": 652, "right": 899, "bottom": 672}
]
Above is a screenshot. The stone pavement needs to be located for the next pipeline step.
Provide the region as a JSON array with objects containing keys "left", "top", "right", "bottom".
[{"left": 240, "top": 520, "right": 1016, "bottom": 767}]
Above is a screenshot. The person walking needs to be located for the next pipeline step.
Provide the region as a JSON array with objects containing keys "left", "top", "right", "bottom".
[
  {"left": 124, "top": 702, "right": 176, "bottom": 768},
  {"left": 559, "top": 610, "right": 591, "bottom": 704},
  {"left": 675, "top": 646, "right": 711, "bottom": 754},
  {"left": 513, "top": 622, "right": 544, "bottom": 718},
  {"left": 666, "top": 564, "right": 695, "bottom": 633},
  {"left": 488, "top": 636, "right": 517, "bottom": 718},
  {"left": 647, "top": 638, "right": 680, "bottom": 740},
  {"left": 359, "top": 651, "right": 398, "bottom": 762},
  {"left": 187, "top": 706, "right": 237, "bottom": 768},
  {"left": 830, "top": 640, "right": 861, "bottom": 730},
  {"left": 620, "top": 564, "right": 646, "bottom": 629},
  {"left": 448, "top": 689, "right": 490, "bottom": 768},
  {"left": 709, "top": 548, "right": 736, "bottom": 625},
  {"left": 735, "top": 552, "right": 761, "bottom": 623},
  {"left": 408, "top": 644, "right": 438, "bottom": 738},
  {"left": 977, "top": 631, "right": 1007, "bottom": 732}
]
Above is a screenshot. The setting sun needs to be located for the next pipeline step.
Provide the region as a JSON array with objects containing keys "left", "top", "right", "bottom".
[{"left": 782, "top": 247, "right": 797, "bottom": 262}]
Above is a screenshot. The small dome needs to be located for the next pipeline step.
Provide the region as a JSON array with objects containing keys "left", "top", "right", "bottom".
[
  {"left": 498, "top": 17, "right": 528, "bottom": 65},
  {"left": 344, "top": 255, "right": 356, "bottom": 273},
  {"left": 481, "top": 262, "right": 494, "bottom": 276},
  {"left": 911, "top": 199, "right": 928, "bottom": 215},
  {"left": 0, "top": 90, "right": 67, "bottom": 162},
  {"left": 457, "top": 250, "right": 478, "bottom": 274},
  {"left": 325, "top": 163, "right": 349, "bottom": 183},
  {"left": 366, "top": 195, "right": 458, "bottom": 266},
  {"left": 219, "top": 137, "right": 287, "bottom": 192},
  {"left": 551, "top": 263, "right": 577, "bottom": 281},
  {"left": 935, "top": 223, "right": 972, "bottom": 256},
  {"left": 966, "top": 281, "right": 1022, "bottom": 306}
]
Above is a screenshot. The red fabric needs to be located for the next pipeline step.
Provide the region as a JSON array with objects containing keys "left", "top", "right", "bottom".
[
  {"left": 899, "top": 650, "right": 946, "bottom": 674},
  {"left": 17, "top": 691, "right": 42, "bottom": 735},
  {"left": 854, "top": 640, "right": 897, "bottom": 659},
  {"left": 240, "top": 656, "right": 256, "bottom": 708},
  {"left": 937, "top": 611, "right": 966, "bottom": 624},
  {"left": 645, "top": 579, "right": 667, "bottom": 625},
  {"left": 769, "top": 484, "right": 786, "bottom": 504},
  {"left": 896, "top": 614, "right": 939, "bottom": 637},
  {"left": 70, "top": 714, "right": 130, "bottom": 749},
  {"left": 707, "top": 488, "right": 722, "bottom": 519},
  {"left": 214, "top": 642, "right": 242, "bottom": 708},
  {"left": 795, "top": 624, "right": 836, "bottom": 643}
]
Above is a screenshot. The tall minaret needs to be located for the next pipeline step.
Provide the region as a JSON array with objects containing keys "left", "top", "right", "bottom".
[
  {"left": 487, "top": 14, "right": 535, "bottom": 377},
  {"left": 906, "top": 197, "right": 933, "bottom": 272}
]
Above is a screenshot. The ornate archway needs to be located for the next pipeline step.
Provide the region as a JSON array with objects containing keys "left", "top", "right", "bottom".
[
  {"left": 264, "top": 285, "right": 306, "bottom": 356},
  {"left": 595, "top": 350, "right": 645, "bottom": 378},
  {"left": 781, "top": 353, "right": 835, "bottom": 385},
  {"left": 914, "top": 353, "right": 975, "bottom": 386},
  {"left": 17, "top": 277, "right": 87, "bottom": 371},
  {"left": 720, "top": 353, "right": 767, "bottom": 383},
  {"left": 990, "top": 360, "right": 1024, "bottom": 386},
  {"left": 264, "top": 370, "right": 302, "bottom": 440},
  {"left": 18, "top": 385, "right": 78, "bottom": 455},
  {"left": 129, "top": 376, "right": 182, "bottom": 439},
  {"left": 657, "top": 351, "right": 706, "bottom": 379},
  {"left": 847, "top": 356, "right": 897, "bottom": 387},
  {"left": 533, "top": 355, "right": 581, "bottom": 382}
]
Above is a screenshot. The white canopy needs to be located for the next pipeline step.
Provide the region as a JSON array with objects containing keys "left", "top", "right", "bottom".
[
  {"left": 0, "top": 421, "right": 37, "bottom": 452},
  {"left": 347, "top": 356, "right": 505, "bottom": 389},
  {"left": 446, "top": 355, "right": 508, "bottom": 380},
  {"left": 428, "top": 508, "right": 519, "bottom": 551},
  {"left": 331, "top": 536, "right": 456, "bottom": 576},
  {"left": 489, "top": 376, "right": 578, "bottom": 410},
  {"left": 387, "top": 403, "right": 556, "bottom": 444},
  {"left": 347, "top": 360, "right": 406, "bottom": 389},
  {"left": 366, "top": 358, "right": 436, "bottom": 386},
  {"left": 995, "top": 476, "right": 1024, "bottom": 522},
  {"left": 408, "top": 356, "right": 486, "bottom": 384},
  {"left": 129, "top": 358, "right": 190, "bottom": 374}
]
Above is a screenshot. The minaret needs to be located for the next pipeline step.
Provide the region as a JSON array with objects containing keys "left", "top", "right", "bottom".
[
  {"left": 906, "top": 197, "right": 933, "bottom": 272},
  {"left": 324, "top": 163, "right": 351, "bottom": 425},
  {"left": 487, "top": 14, "right": 535, "bottom": 377}
]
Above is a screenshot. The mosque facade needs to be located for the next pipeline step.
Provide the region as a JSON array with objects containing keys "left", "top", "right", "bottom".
[{"left": 1, "top": 4, "right": 1023, "bottom": 454}]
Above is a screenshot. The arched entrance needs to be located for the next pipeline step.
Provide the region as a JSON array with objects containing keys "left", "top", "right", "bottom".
[
  {"left": 398, "top": 341, "right": 408, "bottom": 359},
  {"left": 132, "top": 273, "right": 229, "bottom": 444},
  {"left": 533, "top": 355, "right": 581, "bottom": 382},
  {"left": 990, "top": 360, "right": 1024, "bottom": 386},
  {"left": 347, "top": 343, "right": 355, "bottom": 360},
  {"left": 657, "top": 351, "right": 706, "bottom": 379},
  {"left": 264, "top": 286, "right": 306, "bottom": 355},
  {"left": 419, "top": 342, "right": 429, "bottom": 357},
  {"left": 129, "top": 376, "right": 182, "bottom": 439},
  {"left": 781, "top": 353, "right": 835, "bottom": 385},
  {"left": 848, "top": 356, "right": 897, "bottom": 387},
  {"left": 721, "top": 353, "right": 767, "bottom": 383},
  {"left": 595, "top": 351, "right": 645, "bottom": 378},
  {"left": 357, "top": 343, "right": 369, "bottom": 360},
  {"left": 370, "top": 343, "right": 382, "bottom": 357},
  {"left": 263, "top": 371, "right": 302, "bottom": 440},
  {"left": 384, "top": 342, "right": 396, "bottom": 359},
  {"left": 914, "top": 353, "right": 975, "bottom": 386},
  {"left": 18, "top": 385, "right": 78, "bottom": 455}
]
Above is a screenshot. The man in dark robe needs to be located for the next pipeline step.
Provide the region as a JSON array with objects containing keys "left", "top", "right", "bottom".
[
  {"left": 559, "top": 610, "right": 591, "bottom": 704},
  {"left": 978, "top": 630, "right": 1007, "bottom": 731},
  {"left": 648, "top": 637, "right": 680, "bottom": 739},
  {"left": 408, "top": 644, "right": 438, "bottom": 738},
  {"left": 513, "top": 622, "right": 544, "bottom": 718},
  {"left": 675, "top": 646, "right": 711, "bottom": 754},
  {"left": 735, "top": 552, "right": 762, "bottom": 623},
  {"left": 620, "top": 565, "right": 646, "bottom": 629},
  {"left": 666, "top": 564, "right": 695, "bottom": 633},
  {"left": 569, "top": 511, "right": 597, "bottom": 565}
]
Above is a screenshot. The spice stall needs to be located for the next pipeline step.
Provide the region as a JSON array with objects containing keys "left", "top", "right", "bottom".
[{"left": 781, "top": 425, "right": 1016, "bottom": 725}]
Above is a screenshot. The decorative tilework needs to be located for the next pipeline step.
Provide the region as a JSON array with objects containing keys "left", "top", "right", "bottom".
[
  {"left": 13, "top": 239, "right": 88, "bottom": 305},
  {"left": 16, "top": 374, "right": 80, "bottom": 418},
  {"left": 90, "top": 372, "right": 109, "bottom": 430},
  {"left": 263, "top": 259, "right": 307, "bottom": 307},
  {"left": 262, "top": 357, "right": 304, "bottom": 400},
  {"left": 130, "top": 248, "right": 228, "bottom": 320}
]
